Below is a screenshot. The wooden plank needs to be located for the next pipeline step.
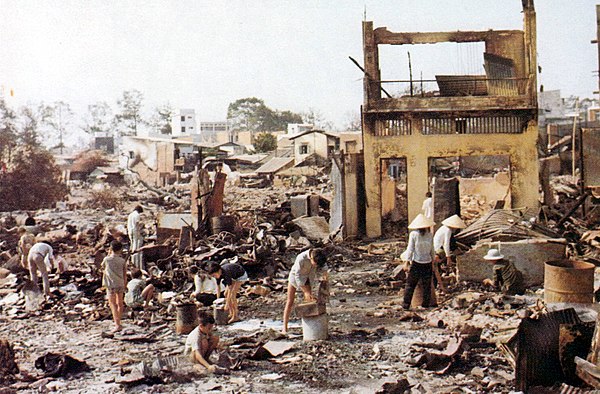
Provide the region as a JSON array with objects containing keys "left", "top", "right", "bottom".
[{"left": 373, "top": 28, "right": 522, "bottom": 45}]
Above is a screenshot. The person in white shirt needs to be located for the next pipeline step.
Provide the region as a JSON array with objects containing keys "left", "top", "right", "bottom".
[
  {"left": 189, "top": 266, "right": 222, "bottom": 306},
  {"left": 433, "top": 214, "right": 466, "bottom": 265},
  {"left": 401, "top": 214, "right": 435, "bottom": 310},
  {"left": 27, "top": 242, "right": 56, "bottom": 295},
  {"left": 184, "top": 313, "right": 220, "bottom": 373},
  {"left": 282, "top": 248, "right": 327, "bottom": 334},
  {"left": 421, "top": 192, "right": 433, "bottom": 222},
  {"left": 127, "top": 205, "right": 144, "bottom": 270}
]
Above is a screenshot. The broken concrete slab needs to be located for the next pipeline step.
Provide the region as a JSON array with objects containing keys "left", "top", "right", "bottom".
[
  {"left": 457, "top": 238, "right": 566, "bottom": 286},
  {"left": 291, "top": 216, "right": 330, "bottom": 242}
]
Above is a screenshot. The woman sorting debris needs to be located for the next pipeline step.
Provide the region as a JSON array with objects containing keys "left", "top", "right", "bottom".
[
  {"left": 207, "top": 261, "right": 248, "bottom": 324},
  {"left": 282, "top": 247, "right": 328, "bottom": 334},
  {"left": 401, "top": 214, "right": 436, "bottom": 310}
]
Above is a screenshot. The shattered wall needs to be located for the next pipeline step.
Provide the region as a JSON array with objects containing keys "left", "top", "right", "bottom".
[
  {"left": 121, "top": 137, "right": 176, "bottom": 187},
  {"left": 360, "top": 1, "right": 539, "bottom": 237},
  {"left": 457, "top": 239, "right": 566, "bottom": 286}
]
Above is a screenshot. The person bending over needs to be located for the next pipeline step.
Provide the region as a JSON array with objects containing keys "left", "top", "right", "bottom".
[
  {"left": 282, "top": 247, "right": 328, "bottom": 334},
  {"left": 184, "top": 313, "right": 220, "bottom": 373},
  {"left": 207, "top": 261, "right": 248, "bottom": 324}
]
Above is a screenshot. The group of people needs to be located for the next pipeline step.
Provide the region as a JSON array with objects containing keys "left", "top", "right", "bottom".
[
  {"left": 401, "top": 192, "right": 525, "bottom": 309},
  {"left": 19, "top": 202, "right": 526, "bottom": 374}
]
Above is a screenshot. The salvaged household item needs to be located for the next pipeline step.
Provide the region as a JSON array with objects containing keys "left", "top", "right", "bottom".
[
  {"left": 300, "top": 279, "right": 329, "bottom": 341},
  {"left": 210, "top": 215, "right": 237, "bottom": 235},
  {"left": 544, "top": 260, "right": 595, "bottom": 304},
  {"left": 302, "top": 314, "right": 328, "bottom": 341},
  {"left": 175, "top": 303, "right": 198, "bottom": 335}
]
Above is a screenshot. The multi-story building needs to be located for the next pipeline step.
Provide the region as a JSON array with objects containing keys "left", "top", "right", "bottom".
[
  {"left": 360, "top": 1, "right": 539, "bottom": 237},
  {"left": 171, "top": 109, "right": 197, "bottom": 137}
]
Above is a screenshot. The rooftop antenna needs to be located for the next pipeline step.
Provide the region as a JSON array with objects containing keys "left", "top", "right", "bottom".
[{"left": 363, "top": 5, "right": 367, "bottom": 21}]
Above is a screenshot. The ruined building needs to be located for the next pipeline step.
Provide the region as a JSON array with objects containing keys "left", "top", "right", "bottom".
[{"left": 360, "top": 1, "right": 539, "bottom": 237}]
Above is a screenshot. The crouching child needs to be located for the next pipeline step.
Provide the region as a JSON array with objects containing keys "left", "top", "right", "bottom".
[{"left": 184, "top": 313, "right": 220, "bottom": 373}]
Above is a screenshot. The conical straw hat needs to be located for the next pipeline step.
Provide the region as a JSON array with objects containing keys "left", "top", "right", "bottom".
[
  {"left": 441, "top": 214, "right": 466, "bottom": 229},
  {"left": 408, "top": 213, "right": 435, "bottom": 230}
]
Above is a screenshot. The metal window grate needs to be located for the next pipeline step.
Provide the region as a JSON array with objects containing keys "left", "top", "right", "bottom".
[
  {"left": 374, "top": 119, "right": 412, "bottom": 136},
  {"left": 421, "top": 115, "right": 526, "bottom": 135}
]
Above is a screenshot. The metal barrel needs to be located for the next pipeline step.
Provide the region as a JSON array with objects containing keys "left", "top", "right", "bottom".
[
  {"left": 175, "top": 303, "right": 198, "bottom": 334},
  {"left": 210, "top": 215, "right": 237, "bottom": 235},
  {"left": 544, "top": 260, "right": 595, "bottom": 303}
]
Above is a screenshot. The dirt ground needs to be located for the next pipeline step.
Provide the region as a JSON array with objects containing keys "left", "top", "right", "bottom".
[
  {"left": 0, "top": 252, "right": 527, "bottom": 394},
  {"left": 2, "top": 179, "right": 594, "bottom": 393}
]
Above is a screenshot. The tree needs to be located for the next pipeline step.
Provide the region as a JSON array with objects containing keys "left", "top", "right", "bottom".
[
  {"left": 0, "top": 145, "right": 67, "bottom": 211},
  {"left": 82, "top": 102, "right": 113, "bottom": 135},
  {"left": 343, "top": 110, "right": 362, "bottom": 131},
  {"left": 0, "top": 99, "right": 18, "bottom": 163},
  {"left": 18, "top": 103, "right": 52, "bottom": 148},
  {"left": 115, "top": 89, "right": 144, "bottom": 136},
  {"left": 43, "top": 101, "right": 73, "bottom": 154},
  {"left": 253, "top": 132, "right": 277, "bottom": 153},
  {"left": 302, "top": 107, "right": 334, "bottom": 130},
  {"left": 149, "top": 103, "right": 174, "bottom": 135},
  {"left": 227, "top": 97, "right": 303, "bottom": 134}
]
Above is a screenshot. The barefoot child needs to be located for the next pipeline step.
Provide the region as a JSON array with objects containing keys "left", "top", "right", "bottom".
[
  {"left": 102, "top": 240, "right": 127, "bottom": 332},
  {"left": 282, "top": 247, "right": 328, "bottom": 334},
  {"left": 207, "top": 262, "right": 248, "bottom": 324},
  {"left": 184, "top": 313, "right": 220, "bottom": 373}
]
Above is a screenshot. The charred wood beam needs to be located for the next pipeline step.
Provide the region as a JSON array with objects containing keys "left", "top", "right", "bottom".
[{"left": 373, "top": 28, "right": 523, "bottom": 45}]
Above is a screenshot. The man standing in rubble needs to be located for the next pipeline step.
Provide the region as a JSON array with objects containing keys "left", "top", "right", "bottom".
[
  {"left": 402, "top": 214, "right": 435, "bottom": 310},
  {"left": 127, "top": 205, "right": 144, "bottom": 270},
  {"left": 18, "top": 227, "right": 35, "bottom": 269}
]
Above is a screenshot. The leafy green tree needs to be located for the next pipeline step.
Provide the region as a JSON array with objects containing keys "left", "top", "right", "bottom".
[
  {"left": 227, "top": 97, "right": 303, "bottom": 133},
  {"left": 0, "top": 145, "right": 67, "bottom": 211},
  {"left": 0, "top": 99, "right": 18, "bottom": 163},
  {"left": 253, "top": 132, "right": 277, "bottom": 153},
  {"left": 149, "top": 103, "right": 174, "bottom": 135},
  {"left": 115, "top": 89, "right": 144, "bottom": 136},
  {"left": 82, "top": 102, "right": 113, "bottom": 135}
]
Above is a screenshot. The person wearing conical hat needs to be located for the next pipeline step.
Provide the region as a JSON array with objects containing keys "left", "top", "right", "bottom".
[
  {"left": 482, "top": 249, "right": 525, "bottom": 295},
  {"left": 433, "top": 214, "right": 466, "bottom": 266},
  {"left": 401, "top": 214, "right": 435, "bottom": 310}
]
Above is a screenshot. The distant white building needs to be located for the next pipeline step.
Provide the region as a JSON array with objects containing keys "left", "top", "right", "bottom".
[
  {"left": 199, "top": 121, "right": 230, "bottom": 143},
  {"left": 171, "top": 109, "right": 197, "bottom": 136},
  {"left": 287, "top": 123, "right": 313, "bottom": 136}
]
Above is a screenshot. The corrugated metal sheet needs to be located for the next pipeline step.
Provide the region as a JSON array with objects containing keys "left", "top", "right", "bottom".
[
  {"left": 255, "top": 157, "right": 294, "bottom": 174},
  {"left": 504, "top": 308, "right": 582, "bottom": 391}
]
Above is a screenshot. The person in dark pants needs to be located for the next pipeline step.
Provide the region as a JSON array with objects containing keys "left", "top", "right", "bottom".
[
  {"left": 207, "top": 261, "right": 248, "bottom": 323},
  {"left": 402, "top": 214, "right": 435, "bottom": 310}
]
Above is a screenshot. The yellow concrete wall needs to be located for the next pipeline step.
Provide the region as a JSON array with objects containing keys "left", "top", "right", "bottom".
[{"left": 363, "top": 122, "right": 540, "bottom": 237}]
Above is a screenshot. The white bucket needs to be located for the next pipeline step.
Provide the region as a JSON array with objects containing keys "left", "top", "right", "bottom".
[{"left": 302, "top": 314, "right": 328, "bottom": 341}]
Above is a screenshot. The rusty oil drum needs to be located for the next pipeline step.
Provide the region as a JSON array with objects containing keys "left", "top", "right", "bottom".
[
  {"left": 210, "top": 215, "right": 237, "bottom": 235},
  {"left": 544, "top": 260, "right": 595, "bottom": 303},
  {"left": 175, "top": 303, "right": 198, "bottom": 334}
]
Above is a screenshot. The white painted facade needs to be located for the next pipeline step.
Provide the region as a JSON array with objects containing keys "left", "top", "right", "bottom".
[{"left": 171, "top": 109, "right": 197, "bottom": 136}]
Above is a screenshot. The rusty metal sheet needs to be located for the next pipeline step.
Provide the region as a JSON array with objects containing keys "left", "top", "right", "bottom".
[
  {"left": 504, "top": 308, "right": 582, "bottom": 392},
  {"left": 582, "top": 128, "right": 600, "bottom": 188}
]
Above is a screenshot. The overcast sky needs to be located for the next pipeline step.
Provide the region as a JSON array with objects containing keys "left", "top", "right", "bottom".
[{"left": 0, "top": 0, "right": 598, "bottom": 132}]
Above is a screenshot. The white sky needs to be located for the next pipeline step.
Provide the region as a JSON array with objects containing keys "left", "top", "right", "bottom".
[{"left": 0, "top": 0, "right": 598, "bottom": 134}]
